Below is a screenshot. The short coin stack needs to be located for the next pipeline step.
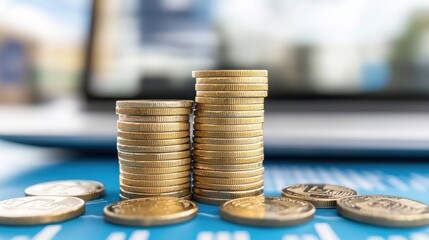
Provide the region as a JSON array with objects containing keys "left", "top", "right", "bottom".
[
  {"left": 116, "top": 100, "right": 194, "bottom": 200},
  {"left": 191, "top": 70, "right": 268, "bottom": 205}
]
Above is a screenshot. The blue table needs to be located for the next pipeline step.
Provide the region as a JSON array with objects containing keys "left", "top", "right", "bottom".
[{"left": 0, "top": 140, "right": 428, "bottom": 240}]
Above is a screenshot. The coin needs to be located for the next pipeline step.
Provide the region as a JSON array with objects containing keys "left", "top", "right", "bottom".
[
  {"left": 117, "top": 143, "right": 190, "bottom": 153},
  {"left": 195, "top": 104, "right": 264, "bottom": 111},
  {"left": 116, "top": 108, "right": 192, "bottom": 115},
  {"left": 121, "top": 182, "right": 191, "bottom": 194},
  {"left": 193, "top": 155, "right": 264, "bottom": 164},
  {"left": 194, "top": 130, "right": 263, "bottom": 138},
  {"left": 121, "top": 171, "right": 190, "bottom": 180},
  {"left": 195, "top": 97, "right": 264, "bottom": 105},
  {"left": 196, "top": 77, "right": 268, "bottom": 84},
  {"left": 195, "top": 110, "right": 264, "bottom": 118},
  {"left": 193, "top": 148, "right": 264, "bottom": 158},
  {"left": 193, "top": 123, "right": 263, "bottom": 132},
  {"left": 120, "top": 189, "right": 191, "bottom": 199},
  {"left": 118, "top": 150, "right": 191, "bottom": 161},
  {"left": 196, "top": 91, "right": 267, "bottom": 98},
  {"left": 193, "top": 187, "right": 264, "bottom": 198},
  {"left": 194, "top": 117, "right": 264, "bottom": 125},
  {"left": 25, "top": 180, "right": 105, "bottom": 201},
  {"left": 117, "top": 137, "right": 189, "bottom": 146},
  {"left": 195, "top": 84, "right": 268, "bottom": 91},
  {"left": 120, "top": 194, "right": 192, "bottom": 201},
  {"left": 117, "top": 122, "right": 190, "bottom": 132},
  {"left": 119, "top": 158, "right": 191, "bottom": 168},
  {"left": 193, "top": 167, "right": 264, "bottom": 178},
  {"left": 118, "top": 131, "right": 189, "bottom": 140},
  {"left": 119, "top": 115, "right": 189, "bottom": 122},
  {"left": 193, "top": 136, "right": 263, "bottom": 145},
  {"left": 193, "top": 142, "right": 263, "bottom": 151},
  {"left": 192, "top": 194, "right": 234, "bottom": 205},
  {"left": 120, "top": 165, "right": 191, "bottom": 174},
  {"left": 194, "top": 180, "right": 264, "bottom": 191},
  {"left": 193, "top": 161, "right": 263, "bottom": 171},
  {"left": 337, "top": 194, "right": 429, "bottom": 227},
  {"left": 0, "top": 196, "right": 84, "bottom": 225},
  {"left": 192, "top": 70, "right": 268, "bottom": 78},
  {"left": 281, "top": 184, "right": 358, "bottom": 208},
  {"left": 220, "top": 196, "right": 315, "bottom": 227},
  {"left": 103, "top": 197, "right": 198, "bottom": 226},
  {"left": 116, "top": 100, "right": 193, "bottom": 108},
  {"left": 120, "top": 177, "right": 190, "bottom": 187},
  {"left": 194, "top": 175, "right": 264, "bottom": 185}
]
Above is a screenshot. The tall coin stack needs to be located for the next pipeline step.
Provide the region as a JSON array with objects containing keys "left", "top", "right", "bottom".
[
  {"left": 191, "top": 70, "right": 268, "bottom": 205},
  {"left": 116, "top": 100, "right": 194, "bottom": 200}
]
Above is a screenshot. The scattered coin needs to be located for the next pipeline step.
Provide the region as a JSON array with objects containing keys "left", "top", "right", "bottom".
[
  {"left": 220, "top": 196, "right": 315, "bottom": 227},
  {"left": 337, "top": 194, "right": 429, "bottom": 227},
  {"left": 25, "top": 180, "right": 104, "bottom": 201},
  {"left": 104, "top": 197, "right": 198, "bottom": 226},
  {"left": 281, "top": 184, "right": 358, "bottom": 208},
  {"left": 0, "top": 196, "right": 84, "bottom": 225}
]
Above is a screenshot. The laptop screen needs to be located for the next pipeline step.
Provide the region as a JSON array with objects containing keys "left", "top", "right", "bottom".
[{"left": 85, "top": 0, "right": 429, "bottom": 100}]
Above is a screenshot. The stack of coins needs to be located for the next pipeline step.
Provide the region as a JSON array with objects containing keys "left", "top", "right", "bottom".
[
  {"left": 116, "top": 100, "right": 194, "bottom": 200},
  {"left": 191, "top": 70, "right": 268, "bottom": 205}
]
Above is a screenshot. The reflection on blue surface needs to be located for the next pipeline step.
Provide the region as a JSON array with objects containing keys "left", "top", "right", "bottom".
[{"left": 0, "top": 157, "right": 429, "bottom": 240}]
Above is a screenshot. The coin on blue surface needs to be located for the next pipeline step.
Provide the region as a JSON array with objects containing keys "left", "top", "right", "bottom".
[
  {"left": 104, "top": 197, "right": 198, "bottom": 226},
  {"left": 281, "top": 184, "right": 357, "bottom": 208},
  {"left": 0, "top": 196, "right": 84, "bottom": 225},
  {"left": 220, "top": 196, "right": 315, "bottom": 227},
  {"left": 337, "top": 194, "right": 429, "bottom": 227},
  {"left": 25, "top": 180, "right": 105, "bottom": 201}
]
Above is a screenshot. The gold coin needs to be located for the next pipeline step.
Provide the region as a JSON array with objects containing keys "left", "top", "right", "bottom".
[
  {"left": 281, "top": 184, "right": 358, "bottom": 208},
  {"left": 337, "top": 195, "right": 429, "bottom": 227},
  {"left": 120, "top": 189, "right": 191, "bottom": 199},
  {"left": 192, "top": 70, "right": 268, "bottom": 78},
  {"left": 121, "top": 183, "right": 191, "bottom": 194},
  {"left": 193, "top": 193, "right": 264, "bottom": 206},
  {"left": 116, "top": 108, "right": 192, "bottom": 116},
  {"left": 116, "top": 100, "right": 193, "bottom": 108},
  {"left": 193, "top": 155, "right": 264, "bottom": 164},
  {"left": 25, "top": 180, "right": 105, "bottom": 201},
  {"left": 195, "top": 110, "right": 264, "bottom": 118},
  {"left": 193, "top": 161, "right": 263, "bottom": 171},
  {"left": 220, "top": 196, "right": 315, "bottom": 227},
  {"left": 193, "top": 167, "right": 264, "bottom": 178},
  {"left": 117, "top": 143, "right": 190, "bottom": 153},
  {"left": 119, "top": 157, "right": 191, "bottom": 168},
  {"left": 193, "top": 123, "right": 263, "bottom": 132},
  {"left": 196, "top": 77, "right": 268, "bottom": 84},
  {"left": 121, "top": 171, "right": 190, "bottom": 180},
  {"left": 103, "top": 197, "right": 198, "bottom": 226},
  {"left": 118, "top": 131, "right": 189, "bottom": 140},
  {"left": 196, "top": 91, "right": 267, "bottom": 98},
  {"left": 120, "top": 177, "right": 190, "bottom": 187},
  {"left": 194, "top": 180, "right": 264, "bottom": 191},
  {"left": 194, "top": 117, "right": 264, "bottom": 125},
  {"left": 0, "top": 196, "right": 84, "bottom": 225},
  {"left": 195, "top": 104, "right": 264, "bottom": 111},
  {"left": 193, "top": 175, "right": 264, "bottom": 185},
  {"left": 117, "top": 137, "right": 189, "bottom": 146},
  {"left": 120, "top": 165, "right": 191, "bottom": 174},
  {"left": 195, "top": 84, "right": 268, "bottom": 91},
  {"left": 195, "top": 97, "right": 264, "bottom": 105},
  {"left": 120, "top": 194, "right": 192, "bottom": 201},
  {"left": 194, "top": 130, "right": 263, "bottom": 138},
  {"left": 193, "top": 136, "right": 263, "bottom": 145},
  {"left": 193, "top": 148, "right": 264, "bottom": 158},
  {"left": 117, "top": 122, "right": 190, "bottom": 132},
  {"left": 118, "top": 115, "right": 189, "bottom": 122},
  {"left": 193, "top": 187, "right": 264, "bottom": 199},
  {"left": 118, "top": 150, "right": 191, "bottom": 161},
  {"left": 193, "top": 142, "right": 263, "bottom": 151}
]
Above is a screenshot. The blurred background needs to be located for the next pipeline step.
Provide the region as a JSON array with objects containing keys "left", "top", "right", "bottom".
[{"left": 1, "top": 0, "right": 429, "bottom": 104}]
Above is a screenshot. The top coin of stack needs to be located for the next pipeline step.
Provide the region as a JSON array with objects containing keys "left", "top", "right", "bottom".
[
  {"left": 116, "top": 100, "right": 194, "bottom": 200},
  {"left": 191, "top": 70, "right": 268, "bottom": 205}
]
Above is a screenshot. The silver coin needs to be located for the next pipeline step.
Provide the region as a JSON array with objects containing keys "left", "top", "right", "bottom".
[{"left": 25, "top": 180, "right": 105, "bottom": 201}]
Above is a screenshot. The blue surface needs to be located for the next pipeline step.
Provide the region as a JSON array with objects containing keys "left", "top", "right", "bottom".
[{"left": 1, "top": 154, "right": 429, "bottom": 240}]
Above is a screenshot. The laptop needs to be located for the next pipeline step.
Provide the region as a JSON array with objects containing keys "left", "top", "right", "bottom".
[{"left": 1, "top": 0, "right": 429, "bottom": 156}]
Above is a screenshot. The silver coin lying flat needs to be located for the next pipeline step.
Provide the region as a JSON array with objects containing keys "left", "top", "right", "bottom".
[{"left": 25, "top": 180, "right": 105, "bottom": 201}]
